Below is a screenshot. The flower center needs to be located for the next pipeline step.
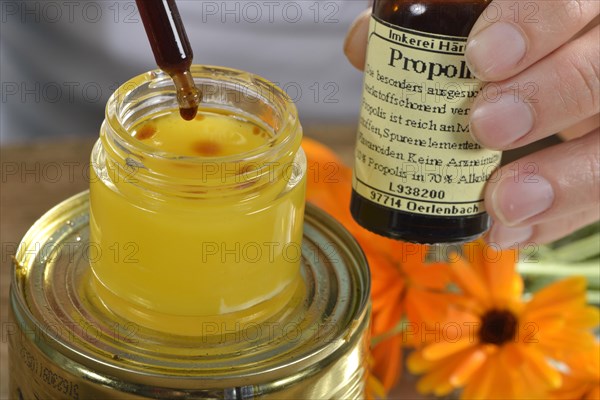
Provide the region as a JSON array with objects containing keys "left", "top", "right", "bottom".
[{"left": 479, "top": 309, "right": 518, "bottom": 345}]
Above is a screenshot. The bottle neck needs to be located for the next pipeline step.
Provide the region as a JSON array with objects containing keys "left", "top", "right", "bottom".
[{"left": 373, "top": 0, "right": 489, "bottom": 36}]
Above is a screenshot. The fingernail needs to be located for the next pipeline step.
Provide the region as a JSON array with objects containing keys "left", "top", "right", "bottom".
[
  {"left": 466, "top": 22, "right": 527, "bottom": 80},
  {"left": 470, "top": 95, "right": 535, "bottom": 149},
  {"left": 487, "top": 224, "right": 533, "bottom": 249},
  {"left": 491, "top": 176, "right": 554, "bottom": 225}
]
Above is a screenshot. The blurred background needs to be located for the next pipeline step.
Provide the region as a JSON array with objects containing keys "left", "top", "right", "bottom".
[{"left": 1, "top": 0, "right": 369, "bottom": 144}]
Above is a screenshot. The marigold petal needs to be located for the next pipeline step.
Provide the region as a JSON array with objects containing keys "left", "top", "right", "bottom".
[
  {"left": 371, "top": 334, "right": 403, "bottom": 391},
  {"left": 523, "top": 298, "right": 588, "bottom": 324},
  {"left": 416, "top": 347, "right": 486, "bottom": 396},
  {"left": 448, "top": 256, "right": 491, "bottom": 305},
  {"left": 517, "top": 345, "right": 562, "bottom": 389},
  {"left": 404, "top": 289, "right": 458, "bottom": 328},
  {"left": 483, "top": 353, "right": 516, "bottom": 399},
  {"left": 445, "top": 306, "right": 481, "bottom": 326},
  {"left": 552, "top": 378, "right": 595, "bottom": 400},
  {"left": 490, "top": 274, "right": 524, "bottom": 308},
  {"left": 482, "top": 248, "right": 521, "bottom": 303},
  {"left": 536, "top": 330, "right": 598, "bottom": 360},
  {"left": 403, "top": 262, "right": 450, "bottom": 290},
  {"left": 460, "top": 241, "right": 487, "bottom": 277},
  {"left": 371, "top": 280, "right": 403, "bottom": 313},
  {"left": 416, "top": 358, "right": 459, "bottom": 396},
  {"left": 371, "top": 266, "right": 400, "bottom": 284},
  {"left": 498, "top": 344, "right": 550, "bottom": 399},
  {"left": 526, "top": 277, "right": 587, "bottom": 311},
  {"left": 450, "top": 296, "right": 487, "bottom": 316},
  {"left": 585, "top": 386, "right": 600, "bottom": 400},
  {"left": 369, "top": 251, "right": 402, "bottom": 281},
  {"left": 467, "top": 347, "right": 548, "bottom": 399},
  {"left": 396, "top": 242, "right": 428, "bottom": 266},
  {"left": 407, "top": 305, "right": 480, "bottom": 348},
  {"left": 571, "top": 306, "right": 600, "bottom": 329},
  {"left": 371, "top": 272, "right": 403, "bottom": 295},
  {"left": 364, "top": 372, "right": 386, "bottom": 400},
  {"left": 512, "top": 362, "right": 552, "bottom": 399},
  {"left": 372, "top": 297, "right": 403, "bottom": 336},
  {"left": 449, "top": 347, "right": 488, "bottom": 387},
  {"left": 433, "top": 381, "right": 455, "bottom": 397},
  {"left": 422, "top": 337, "right": 475, "bottom": 361},
  {"left": 500, "top": 342, "right": 524, "bottom": 366},
  {"left": 407, "top": 350, "right": 436, "bottom": 374},
  {"left": 460, "top": 355, "right": 497, "bottom": 400}
]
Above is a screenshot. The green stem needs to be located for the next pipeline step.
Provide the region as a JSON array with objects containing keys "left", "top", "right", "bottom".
[
  {"left": 547, "top": 233, "right": 600, "bottom": 262},
  {"left": 371, "top": 318, "right": 409, "bottom": 347},
  {"left": 518, "top": 261, "right": 600, "bottom": 289}
]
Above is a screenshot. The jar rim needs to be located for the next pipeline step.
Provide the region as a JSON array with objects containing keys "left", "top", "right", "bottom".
[{"left": 104, "top": 65, "right": 301, "bottom": 165}]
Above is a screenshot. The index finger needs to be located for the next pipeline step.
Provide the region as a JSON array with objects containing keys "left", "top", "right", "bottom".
[{"left": 465, "top": 0, "right": 599, "bottom": 81}]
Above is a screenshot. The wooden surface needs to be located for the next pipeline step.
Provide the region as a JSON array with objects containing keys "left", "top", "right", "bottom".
[{"left": 1, "top": 137, "right": 95, "bottom": 399}]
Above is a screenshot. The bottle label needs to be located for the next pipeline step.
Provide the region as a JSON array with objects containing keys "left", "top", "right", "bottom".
[{"left": 353, "top": 16, "right": 501, "bottom": 217}]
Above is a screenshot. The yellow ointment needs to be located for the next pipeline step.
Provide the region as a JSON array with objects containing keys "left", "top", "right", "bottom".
[{"left": 89, "top": 110, "right": 306, "bottom": 334}]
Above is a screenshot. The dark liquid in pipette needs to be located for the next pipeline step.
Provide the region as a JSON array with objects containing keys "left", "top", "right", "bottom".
[
  {"left": 179, "top": 106, "right": 197, "bottom": 121},
  {"left": 136, "top": 0, "right": 200, "bottom": 120}
]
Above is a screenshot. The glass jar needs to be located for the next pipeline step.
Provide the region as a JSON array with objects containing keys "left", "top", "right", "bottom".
[{"left": 89, "top": 66, "right": 306, "bottom": 335}]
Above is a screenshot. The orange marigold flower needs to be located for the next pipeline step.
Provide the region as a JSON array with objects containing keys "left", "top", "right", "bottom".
[
  {"left": 407, "top": 241, "right": 600, "bottom": 399},
  {"left": 302, "top": 138, "right": 458, "bottom": 391},
  {"left": 369, "top": 240, "right": 459, "bottom": 340},
  {"left": 370, "top": 334, "right": 404, "bottom": 391},
  {"left": 550, "top": 342, "right": 600, "bottom": 400},
  {"left": 302, "top": 137, "right": 455, "bottom": 334}
]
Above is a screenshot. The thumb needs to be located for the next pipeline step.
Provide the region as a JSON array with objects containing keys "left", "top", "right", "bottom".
[{"left": 343, "top": 9, "right": 371, "bottom": 71}]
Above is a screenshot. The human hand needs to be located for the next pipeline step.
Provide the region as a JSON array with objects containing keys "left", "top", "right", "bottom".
[{"left": 344, "top": 2, "right": 599, "bottom": 248}]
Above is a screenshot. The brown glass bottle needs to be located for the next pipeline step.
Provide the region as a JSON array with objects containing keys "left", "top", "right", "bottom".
[{"left": 350, "top": 0, "right": 496, "bottom": 244}]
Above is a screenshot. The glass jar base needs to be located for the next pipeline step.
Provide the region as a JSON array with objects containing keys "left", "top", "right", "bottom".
[
  {"left": 91, "top": 273, "right": 303, "bottom": 336},
  {"left": 10, "top": 193, "right": 370, "bottom": 397},
  {"left": 350, "top": 190, "right": 490, "bottom": 245}
]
